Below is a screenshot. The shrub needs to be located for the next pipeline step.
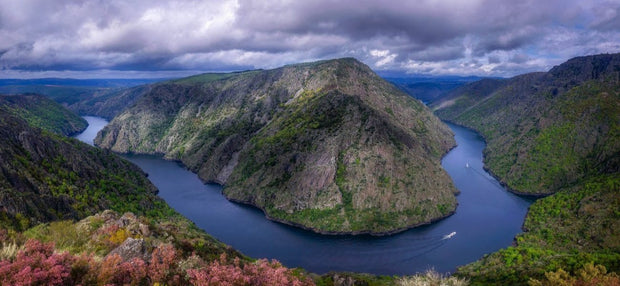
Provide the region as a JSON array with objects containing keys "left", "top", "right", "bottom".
[
  {"left": 528, "top": 262, "right": 620, "bottom": 286},
  {"left": 149, "top": 243, "right": 180, "bottom": 284},
  {"left": 98, "top": 254, "right": 148, "bottom": 285},
  {"left": 0, "top": 239, "right": 75, "bottom": 285},
  {"left": 398, "top": 270, "right": 469, "bottom": 286},
  {"left": 188, "top": 253, "right": 314, "bottom": 286},
  {"left": 0, "top": 242, "right": 19, "bottom": 261}
]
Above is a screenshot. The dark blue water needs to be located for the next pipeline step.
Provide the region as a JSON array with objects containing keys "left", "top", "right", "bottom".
[{"left": 76, "top": 117, "right": 533, "bottom": 275}]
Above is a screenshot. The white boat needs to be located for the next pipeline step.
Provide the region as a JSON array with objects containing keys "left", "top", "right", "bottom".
[
  {"left": 465, "top": 163, "right": 469, "bottom": 168},
  {"left": 442, "top": 231, "right": 456, "bottom": 240}
]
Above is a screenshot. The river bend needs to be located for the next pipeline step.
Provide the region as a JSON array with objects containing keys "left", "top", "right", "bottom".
[{"left": 76, "top": 117, "right": 532, "bottom": 275}]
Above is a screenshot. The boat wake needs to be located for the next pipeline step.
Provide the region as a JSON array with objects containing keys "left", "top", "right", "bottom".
[{"left": 442, "top": 231, "right": 456, "bottom": 240}]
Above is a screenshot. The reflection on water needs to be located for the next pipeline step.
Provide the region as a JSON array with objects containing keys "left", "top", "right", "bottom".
[
  {"left": 76, "top": 117, "right": 533, "bottom": 275},
  {"left": 74, "top": 116, "right": 108, "bottom": 146}
]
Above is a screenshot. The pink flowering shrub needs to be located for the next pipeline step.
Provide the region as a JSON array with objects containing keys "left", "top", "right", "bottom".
[
  {"left": 0, "top": 239, "right": 74, "bottom": 285},
  {"left": 98, "top": 254, "right": 148, "bottom": 285},
  {"left": 187, "top": 255, "right": 250, "bottom": 286},
  {"left": 188, "top": 254, "right": 314, "bottom": 286},
  {"left": 247, "top": 259, "right": 310, "bottom": 285},
  {"left": 0, "top": 238, "right": 313, "bottom": 285},
  {"left": 150, "top": 243, "right": 181, "bottom": 284},
  {"left": 123, "top": 257, "right": 148, "bottom": 284}
]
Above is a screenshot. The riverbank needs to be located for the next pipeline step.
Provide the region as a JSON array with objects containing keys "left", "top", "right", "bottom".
[{"left": 76, "top": 116, "right": 532, "bottom": 275}]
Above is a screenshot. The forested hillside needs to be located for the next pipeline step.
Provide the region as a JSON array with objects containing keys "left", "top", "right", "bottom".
[{"left": 434, "top": 53, "right": 620, "bottom": 284}]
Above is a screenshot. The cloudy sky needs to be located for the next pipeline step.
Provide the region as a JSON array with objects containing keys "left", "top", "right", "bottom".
[{"left": 1, "top": 0, "right": 619, "bottom": 79}]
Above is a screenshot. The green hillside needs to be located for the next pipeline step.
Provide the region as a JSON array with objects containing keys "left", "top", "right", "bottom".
[
  {"left": 0, "top": 107, "right": 170, "bottom": 229},
  {"left": 0, "top": 94, "right": 87, "bottom": 136},
  {"left": 434, "top": 53, "right": 620, "bottom": 284}
]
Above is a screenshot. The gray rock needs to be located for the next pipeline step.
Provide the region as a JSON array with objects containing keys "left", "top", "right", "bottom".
[{"left": 107, "top": 237, "right": 150, "bottom": 262}]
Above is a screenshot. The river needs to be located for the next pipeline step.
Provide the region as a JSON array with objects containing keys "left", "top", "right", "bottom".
[{"left": 76, "top": 117, "right": 533, "bottom": 275}]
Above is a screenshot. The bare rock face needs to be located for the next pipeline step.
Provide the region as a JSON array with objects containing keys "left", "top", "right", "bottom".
[
  {"left": 108, "top": 237, "right": 150, "bottom": 262},
  {"left": 95, "top": 58, "right": 458, "bottom": 234}
]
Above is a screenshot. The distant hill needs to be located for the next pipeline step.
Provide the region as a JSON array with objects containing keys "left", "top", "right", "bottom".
[
  {"left": 0, "top": 78, "right": 165, "bottom": 120},
  {"left": 95, "top": 58, "right": 458, "bottom": 235},
  {"left": 0, "top": 78, "right": 165, "bottom": 88},
  {"left": 433, "top": 53, "right": 620, "bottom": 284},
  {"left": 385, "top": 76, "right": 483, "bottom": 104},
  {"left": 0, "top": 94, "right": 87, "bottom": 136}
]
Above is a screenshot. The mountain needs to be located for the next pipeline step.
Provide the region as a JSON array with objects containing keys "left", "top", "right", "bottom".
[
  {"left": 430, "top": 78, "right": 508, "bottom": 113},
  {"left": 0, "top": 106, "right": 172, "bottom": 230},
  {"left": 386, "top": 76, "right": 483, "bottom": 104},
  {"left": 433, "top": 53, "right": 620, "bottom": 284},
  {"left": 0, "top": 94, "right": 87, "bottom": 136},
  {"left": 68, "top": 85, "right": 152, "bottom": 120},
  {"left": 0, "top": 79, "right": 165, "bottom": 120},
  {"left": 0, "top": 78, "right": 165, "bottom": 88},
  {"left": 433, "top": 53, "right": 619, "bottom": 196},
  {"left": 95, "top": 58, "right": 458, "bottom": 235}
]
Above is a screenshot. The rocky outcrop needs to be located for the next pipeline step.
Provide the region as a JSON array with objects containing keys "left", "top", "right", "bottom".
[
  {"left": 108, "top": 238, "right": 150, "bottom": 262},
  {"left": 95, "top": 58, "right": 458, "bottom": 234},
  {"left": 103, "top": 211, "right": 152, "bottom": 261}
]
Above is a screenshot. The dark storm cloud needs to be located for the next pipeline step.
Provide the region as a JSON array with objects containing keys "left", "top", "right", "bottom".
[
  {"left": 474, "top": 26, "right": 542, "bottom": 55},
  {"left": 0, "top": 0, "right": 619, "bottom": 78},
  {"left": 591, "top": 5, "right": 620, "bottom": 31},
  {"left": 234, "top": 1, "right": 469, "bottom": 46}
]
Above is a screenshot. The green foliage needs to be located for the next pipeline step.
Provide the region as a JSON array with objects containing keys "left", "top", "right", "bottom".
[
  {"left": 378, "top": 175, "right": 391, "bottom": 188},
  {"left": 436, "top": 72, "right": 619, "bottom": 195},
  {"left": 0, "top": 109, "right": 175, "bottom": 230},
  {"left": 528, "top": 262, "right": 620, "bottom": 286},
  {"left": 457, "top": 173, "right": 620, "bottom": 285},
  {"left": 440, "top": 55, "right": 620, "bottom": 284},
  {"left": 314, "top": 272, "right": 397, "bottom": 286},
  {"left": 24, "top": 221, "right": 89, "bottom": 254},
  {"left": 269, "top": 205, "right": 430, "bottom": 234},
  {"left": 0, "top": 94, "right": 87, "bottom": 136}
]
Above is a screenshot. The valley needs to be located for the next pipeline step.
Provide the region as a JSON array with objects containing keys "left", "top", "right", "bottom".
[
  {"left": 2, "top": 1, "right": 619, "bottom": 284},
  {"left": 1, "top": 53, "right": 618, "bottom": 285}
]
